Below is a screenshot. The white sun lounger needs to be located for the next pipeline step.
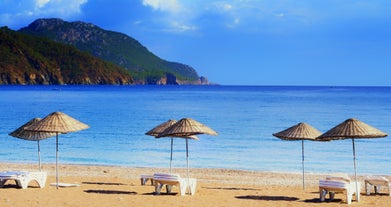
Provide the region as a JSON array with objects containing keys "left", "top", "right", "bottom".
[
  {"left": 153, "top": 173, "right": 197, "bottom": 196},
  {"left": 140, "top": 174, "right": 154, "bottom": 185},
  {"left": 365, "top": 176, "right": 391, "bottom": 196},
  {"left": 0, "top": 171, "right": 47, "bottom": 189},
  {"left": 319, "top": 174, "right": 360, "bottom": 204}
]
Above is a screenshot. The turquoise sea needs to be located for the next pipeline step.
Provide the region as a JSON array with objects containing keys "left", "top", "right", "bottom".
[{"left": 0, "top": 85, "right": 390, "bottom": 175}]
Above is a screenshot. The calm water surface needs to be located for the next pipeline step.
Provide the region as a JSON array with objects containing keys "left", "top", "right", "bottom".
[{"left": 0, "top": 85, "right": 390, "bottom": 175}]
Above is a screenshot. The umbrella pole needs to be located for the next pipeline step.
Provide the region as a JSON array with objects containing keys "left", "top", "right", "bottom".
[
  {"left": 352, "top": 138, "right": 359, "bottom": 202},
  {"left": 38, "top": 140, "right": 41, "bottom": 171},
  {"left": 186, "top": 139, "right": 189, "bottom": 179},
  {"left": 186, "top": 138, "right": 191, "bottom": 195},
  {"left": 56, "top": 133, "right": 59, "bottom": 189},
  {"left": 301, "top": 139, "right": 305, "bottom": 191},
  {"left": 170, "top": 138, "right": 173, "bottom": 174}
]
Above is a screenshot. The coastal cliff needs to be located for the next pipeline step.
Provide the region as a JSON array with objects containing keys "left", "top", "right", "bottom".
[
  {"left": 0, "top": 18, "right": 212, "bottom": 85},
  {"left": 17, "top": 18, "right": 210, "bottom": 85},
  {"left": 0, "top": 27, "right": 133, "bottom": 85}
]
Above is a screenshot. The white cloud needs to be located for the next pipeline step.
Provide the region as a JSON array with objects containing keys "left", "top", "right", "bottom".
[
  {"left": 207, "top": 2, "right": 235, "bottom": 14},
  {"left": 38, "top": 0, "right": 88, "bottom": 15},
  {"left": 142, "top": 0, "right": 391, "bottom": 35},
  {"left": 141, "top": 0, "right": 199, "bottom": 33},
  {"left": 169, "top": 21, "right": 197, "bottom": 32},
  {"left": 35, "top": 0, "right": 50, "bottom": 8},
  {"left": 221, "top": 3, "right": 233, "bottom": 11},
  {"left": 139, "top": 1, "right": 313, "bottom": 34},
  {"left": 142, "top": 0, "right": 182, "bottom": 13},
  {"left": 133, "top": 20, "right": 143, "bottom": 25},
  {"left": 0, "top": 0, "right": 88, "bottom": 29}
]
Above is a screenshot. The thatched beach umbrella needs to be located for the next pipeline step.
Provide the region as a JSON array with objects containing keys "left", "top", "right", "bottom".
[
  {"left": 273, "top": 122, "right": 322, "bottom": 191},
  {"left": 25, "top": 112, "right": 89, "bottom": 188},
  {"left": 9, "top": 118, "right": 56, "bottom": 171},
  {"left": 146, "top": 120, "right": 177, "bottom": 137},
  {"left": 147, "top": 119, "right": 177, "bottom": 173},
  {"left": 146, "top": 119, "right": 199, "bottom": 173},
  {"left": 157, "top": 118, "right": 218, "bottom": 137},
  {"left": 317, "top": 118, "right": 388, "bottom": 201},
  {"left": 157, "top": 118, "right": 218, "bottom": 180}
]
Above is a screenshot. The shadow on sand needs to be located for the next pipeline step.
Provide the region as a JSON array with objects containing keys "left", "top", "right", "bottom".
[
  {"left": 236, "top": 195, "right": 299, "bottom": 201},
  {"left": 204, "top": 187, "right": 261, "bottom": 191},
  {"left": 303, "top": 197, "right": 343, "bottom": 203},
  {"left": 142, "top": 192, "right": 179, "bottom": 196},
  {"left": 84, "top": 189, "right": 137, "bottom": 195},
  {"left": 82, "top": 181, "right": 127, "bottom": 186}
]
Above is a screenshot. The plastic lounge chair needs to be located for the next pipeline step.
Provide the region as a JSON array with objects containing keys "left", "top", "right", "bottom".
[
  {"left": 140, "top": 174, "right": 154, "bottom": 185},
  {"left": 153, "top": 173, "right": 197, "bottom": 196},
  {"left": 365, "top": 176, "right": 391, "bottom": 196},
  {"left": 0, "top": 171, "right": 47, "bottom": 189},
  {"left": 319, "top": 174, "right": 360, "bottom": 204}
]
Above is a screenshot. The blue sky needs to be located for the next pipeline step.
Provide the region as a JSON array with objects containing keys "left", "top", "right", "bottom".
[{"left": 1, "top": 0, "right": 391, "bottom": 86}]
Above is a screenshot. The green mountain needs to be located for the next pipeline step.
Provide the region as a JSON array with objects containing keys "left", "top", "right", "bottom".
[
  {"left": 0, "top": 26, "right": 133, "bottom": 85},
  {"left": 19, "top": 18, "right": 206, "bottom": 85}
]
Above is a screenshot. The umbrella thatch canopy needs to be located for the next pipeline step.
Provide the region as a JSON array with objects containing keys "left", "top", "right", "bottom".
[
  {"left": 25, "top": 111, "right": 89, "bottom": 188},
  {"left": 157, "top": 118, "right": 218, "bottom": 189},
  {"left": 9, "top": 118, "right": 56, "bottom": 141},
  {"left": 273, "top": 122, "right": 321, "bottom": 141},
  {"left": 317, "top": 118, "right": 388, "bottom": 201},
  {"left": 146, "top": 119, "right": 198, "bottom": 173},
  {"left": 9, "top": 118, "right": 56, "bottom": 171},
  {"left": 25, "top": 112, "right": 89, "bottom": 133},
  {"left": 157, "top": 118, "right": 218, "bottom": 138},
  {"left": 146, "top": 119, "right": 177, "bottom": 137},
  {"left": 317, "top": 118, "right": 387, "bottom": 140},
  {"left": 273, "top": 122, "right": 322, "bottom": 191}
]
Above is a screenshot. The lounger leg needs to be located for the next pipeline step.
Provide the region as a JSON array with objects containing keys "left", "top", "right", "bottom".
[
  {"left": 166, "top": 185, "right": 172, "bottom": 194},
  {"left": 374, "top": 186, "right": 380, "bottom": 194},
  {"left": 142, "top": 178, "right": 154, "bottom": 186},
  {"left": 189, "top": 179, "right": 197, "bottom": 195},
  {"left": 347, "top": 190, "right": 352, "bottom": 205},
  {"left": 319, "top": 188, "right": 327, "bottom": 202},
  {"left": 15, "top": 179, "right": 28, "bottom": 189},
  {"left": 37, "top": 177, "right": 46, "bottom": 188},
  {"left": 329, "top": 192, "right": 335, "bottom": 201},
  {"left": 356, "top": 186, "right": 361, "bottom": 202},
  {"left": 365, "top": 181, "right": 371, "bottom": 195},
  {"left": 33, "top": 173, "right": 47, "bottom": 188},
  {"left": 179, "top": 183, "right": 187, "bottom": 196},
  {"left": 154, "top": 183, "right": 163, "bottom": 195},
  {"left": 0, "top": 179, "right": 6, "bottom": 188}
]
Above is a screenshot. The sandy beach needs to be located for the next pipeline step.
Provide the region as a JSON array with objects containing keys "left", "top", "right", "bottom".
[{"left": 0, "top": 163, "right": 389, "bottom": 207}]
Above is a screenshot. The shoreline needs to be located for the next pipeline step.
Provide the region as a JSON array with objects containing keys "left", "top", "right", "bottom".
[
  {"left": 1, "top": 162, "right": 390, "bottom": 185},
  {"left": 0, "top": 162, "right": 390, "bottom": 206}
]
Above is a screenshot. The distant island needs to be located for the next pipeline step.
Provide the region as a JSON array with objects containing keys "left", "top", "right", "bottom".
[{"left": 0, "top": 18, "right": 212, "bottom": 85}]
